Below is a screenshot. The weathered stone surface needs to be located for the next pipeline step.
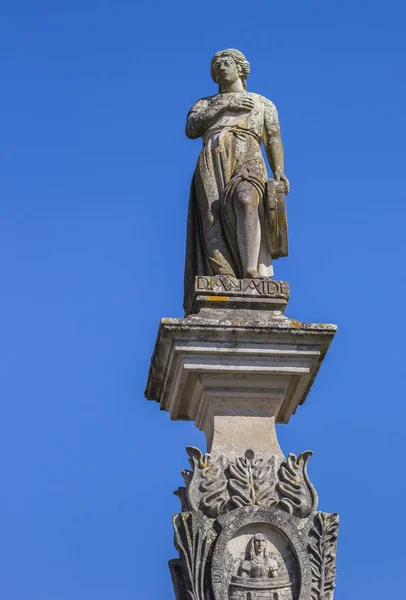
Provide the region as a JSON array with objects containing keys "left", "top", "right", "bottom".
[
  {"left": 175, "top": 447, "right": 318, "bottom": 520},
  {"left": 169, "top": 504, "right": 338, "bottom": 600},
  {"left": 172, "top": 511, "right": 217, "bottom": 600},
  {"left": 308, "top": 513, "right": 339, "bottom": 600},
  {"left": 158, "top": 314, "right": 339, "bottom": 599},
  {"left": 228, "top": 532, "right": 293, "bottom": 600},
  {"left": 184, "top": 49, "right": 290, "bottom": 314},
  {"left": 277, "top": 452, "right": 319, "bottom": 518},
  {"left": 211, "top": 507, "right": 310, "bottom": 600},
  {"left": 190, "top": 276, "right": 290, "bottom": 315}
]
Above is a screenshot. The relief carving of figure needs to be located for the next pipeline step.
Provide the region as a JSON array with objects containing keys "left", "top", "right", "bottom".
[
  {"left": 229, "top": 534, "right": 293, "bottom": 600},
  {"left": 238, "top": 534, "right": 279, "bottom": 580},
  {"left": 184, "top": 49, "right": 289, "bottom": 312}
]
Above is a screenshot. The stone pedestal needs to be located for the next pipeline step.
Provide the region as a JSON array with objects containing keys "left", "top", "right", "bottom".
[{"left": 145, "top": 277, "right": 339, "bottom": 600}]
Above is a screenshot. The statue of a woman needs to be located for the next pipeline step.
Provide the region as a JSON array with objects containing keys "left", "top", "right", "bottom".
[
  {"left": 238, "top": 533, "right": 279, "bottom": 579},
  {"left": 184, "top": 48, "right": 289, "bottom": 313}
]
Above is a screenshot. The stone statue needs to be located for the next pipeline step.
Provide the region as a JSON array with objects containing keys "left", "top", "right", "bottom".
[
  {"left": 238, "top": 534, "right": 279, "bottom": 579},
  {"left": 147, "top": 48, "right": 339, "bottom": 600},
  {"left": 184, "top": 48, "right": 289, "bottom": 312}
]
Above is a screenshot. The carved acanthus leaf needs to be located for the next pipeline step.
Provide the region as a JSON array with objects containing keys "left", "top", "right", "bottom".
[
  {"left": 228, "top": 450, "right": 278, "bottom": 509},
  {"left": 277, "top": 451, "right": 318, "bottom": 517},
  {"left": 185, "top": 446, "right": 229, "bottom": 518},
  {"left": 174, "top": 486, "right": 191, "bottom": 512},
  {"left": 308, "top": 512, "right": 339, "bottom": 600},
  {"left": 177, "top": 447, "right": 321, "bottom": 518},
  {"left": 173, "top": 511, "right": 217, "bottom": 600}
]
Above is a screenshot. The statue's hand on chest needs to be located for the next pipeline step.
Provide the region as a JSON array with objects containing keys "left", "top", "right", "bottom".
[{"left": 212, "top": 93, "right": 255, "bottom": 115}]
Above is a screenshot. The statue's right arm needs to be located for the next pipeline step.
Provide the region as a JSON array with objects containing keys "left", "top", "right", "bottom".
[
  {"left": 237, "top": 560, "right": 250, "bottom": 578},
  {"left": 185, "top": 96, "right": 227, "bottom": 139}
]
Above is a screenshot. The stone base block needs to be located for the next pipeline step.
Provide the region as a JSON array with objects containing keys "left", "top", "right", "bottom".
[{"left": 145, "top": 284, "right": 336, "bottom": 458}]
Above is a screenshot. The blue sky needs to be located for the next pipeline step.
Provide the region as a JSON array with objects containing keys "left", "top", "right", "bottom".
[{"left": 0, "top": 1, "right": 405, "bottom": 598}]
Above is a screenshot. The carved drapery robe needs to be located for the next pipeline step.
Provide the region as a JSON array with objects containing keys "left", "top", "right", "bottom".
[{"left": 184, "top": 92, "right": 281, "bottom": 313}]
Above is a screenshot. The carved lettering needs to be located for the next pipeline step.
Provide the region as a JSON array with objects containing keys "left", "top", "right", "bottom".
[
  {"left": 263, "top": 280, "right": 278, "bottom": 295},
  {"left": 197, "top": 276, "right": 210, "bottom": 290},
  {"left": 194, "top": 276, "right": 289, "bottom": 303},
  {"left": 242, "top": 279, "right": 262, "bottom": 294},
  {"left": 219, "top": 276, "right": 241, "bottom": 292}
]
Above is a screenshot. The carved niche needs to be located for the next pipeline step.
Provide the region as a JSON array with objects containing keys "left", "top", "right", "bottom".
[
  {"left": 211, "top": 507, "right": 312, "bottom": 600},
  {"left": 229, "top": 532, "right": 293, "bottom": 600}
]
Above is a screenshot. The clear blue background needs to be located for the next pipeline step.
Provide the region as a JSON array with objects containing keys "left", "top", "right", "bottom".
[{"left": 0, "top": 1, "right": 405, "bottom": 598}]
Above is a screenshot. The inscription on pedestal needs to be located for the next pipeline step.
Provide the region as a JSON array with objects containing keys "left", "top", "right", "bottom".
[
  {"left": 189, "top": 276, "right": 290, "bottom": 315},
  {"left": 196, "top": 276, "right": 289, "bottom": 298}
]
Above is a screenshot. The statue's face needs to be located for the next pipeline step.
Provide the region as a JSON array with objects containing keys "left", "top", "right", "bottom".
[
  {"left": 212, "top": 54, "right": 241, "bottom": 87},
  {"left": 254, "top": 537, "right": 266, "bottom": 554}
]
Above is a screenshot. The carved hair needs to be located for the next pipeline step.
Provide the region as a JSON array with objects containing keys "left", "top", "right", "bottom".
[
  {"left": 210, "top": 48, "right": 250, "bottom": 91},
  {"left": 246, "top": 534, "right": 268, "bottom": 560}
]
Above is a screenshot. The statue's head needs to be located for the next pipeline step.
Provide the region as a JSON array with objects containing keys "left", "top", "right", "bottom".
[
  {"left": 210, "top": 49, "right": 250, "bottom": 92},
  {"left": 253, "top": 533, "right": 267, "bottom": 555},
  {"left": 247, "top": 533, "right": 268, "bottom": 559}
]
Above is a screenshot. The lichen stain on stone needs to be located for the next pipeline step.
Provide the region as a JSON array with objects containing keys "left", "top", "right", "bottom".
[
  {"left": 208, "top": 295, "right": 228, "bottom": 301},
  {"left": 289, "top": 319, "right": 302, "bottom": 328}
]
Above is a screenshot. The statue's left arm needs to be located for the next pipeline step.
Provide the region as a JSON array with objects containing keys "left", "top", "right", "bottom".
[{"left": 263, "top": 98, "right": 290, "bottom": 194}]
